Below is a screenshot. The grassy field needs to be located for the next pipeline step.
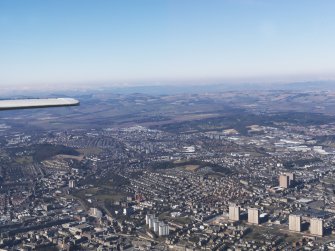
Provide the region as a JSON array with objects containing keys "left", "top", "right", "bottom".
[
  {"left": 95, "top": 194, "right": 124, "bottom": 202},
  {"left": 54, "top": 154, "right": 84, "bottom": 161},
  {"left": 183, "top": 165, "right": 200, "bottom": 172},
  {"left": 151, "top": 159, "right": 234, "bottom": 175},
  {"left": 72, "top": 176, "right": 129, "bottom": 212},
  {"left": 15, "top": 156, "right": 33, "bottom": 165},
  {"left": 77, "top": 147, "right": 102, "bottom": 155}
]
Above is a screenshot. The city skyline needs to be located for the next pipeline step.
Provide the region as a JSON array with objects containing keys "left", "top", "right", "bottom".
[{"left": 1, "top": 0, "right": 335, "bottom": 88}]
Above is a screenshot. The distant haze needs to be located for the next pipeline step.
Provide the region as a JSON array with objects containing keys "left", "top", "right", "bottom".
[
  {"left": 1, "top": 0, "right": 335, "bottom": 88},
  {"left": 2, "top": 81, "right": 335, "bottom": 98}
]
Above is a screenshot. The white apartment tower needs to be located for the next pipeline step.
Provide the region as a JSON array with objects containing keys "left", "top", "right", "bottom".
[
  {"left": 310, "top": 218, "right": 323, "bottom": 237},
  {"left": 248, "top": 208, "right": 259, "bottom": 225},
  {"left": 289, "top": 214, "right": 302, "bottom": 232},
  {"left": 158, "top": 222, "right": 169, "bottom": 236},
  {"left": 229, "top": 205, "right": 240, "bottom": 221}
]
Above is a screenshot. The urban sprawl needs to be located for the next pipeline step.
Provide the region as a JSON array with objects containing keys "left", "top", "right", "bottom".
[{"left": 1, "top": 91, "right": 335, "bottom": 250}]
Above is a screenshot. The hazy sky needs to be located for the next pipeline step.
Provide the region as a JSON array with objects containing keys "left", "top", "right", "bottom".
[{"left": 1, "top": 0, "right": 335, "bottom": 88}]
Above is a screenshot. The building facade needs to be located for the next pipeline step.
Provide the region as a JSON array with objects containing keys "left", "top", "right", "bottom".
[
  {"left": 310, "top": 218, "right": 323, "bottom": 236},
  {"left": 248, "top": 208, "right": 259, "bottom": 225},
  {"left": 289, "top": 214, "right": 301, "bottom": 232},
  {"left": 229, "top": 205, "right": 240, "bottom": 221}
]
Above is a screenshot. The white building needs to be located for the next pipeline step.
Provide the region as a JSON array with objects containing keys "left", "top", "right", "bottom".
[
  {"left": 69, "top": 180, "right": 76, "bottom": 188},
  {"left": 229, "top": 205, "right": 240, "bottom": 221},
  {"left": 153, "top": 219, "right": 160, "bottom": 233},
  {"left": 248, "top": 208, "right": 259, "bottom": 225},
  {"left": 89, "top": 208, "right": 102, "bottom": 218},
  {"left": 310, "top": 218, "right": 323, "bottom": 236},
  {"left": 158, "top": 222, "right": 169, "bottom": 236},
  {"left": 146, "top": 214, "right": 154, "bottom": 225},
  {"left": 289, "top": 215, "right": 301, "bottom": 232},
  {"left": 146, "top": 214, "right": 169, "bottom": 236},
  {"left": 148, "top": 217, "right": 158, "bottom": 230}
]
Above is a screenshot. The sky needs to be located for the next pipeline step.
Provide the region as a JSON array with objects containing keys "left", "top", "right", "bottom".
[{"left": 1, "top": 0, "right": 335, "bottom": 89}]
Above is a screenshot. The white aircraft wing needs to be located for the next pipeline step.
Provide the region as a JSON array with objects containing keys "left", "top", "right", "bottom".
[{"left": 0, "top": 98, "right": 79, "bottom": 110}]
